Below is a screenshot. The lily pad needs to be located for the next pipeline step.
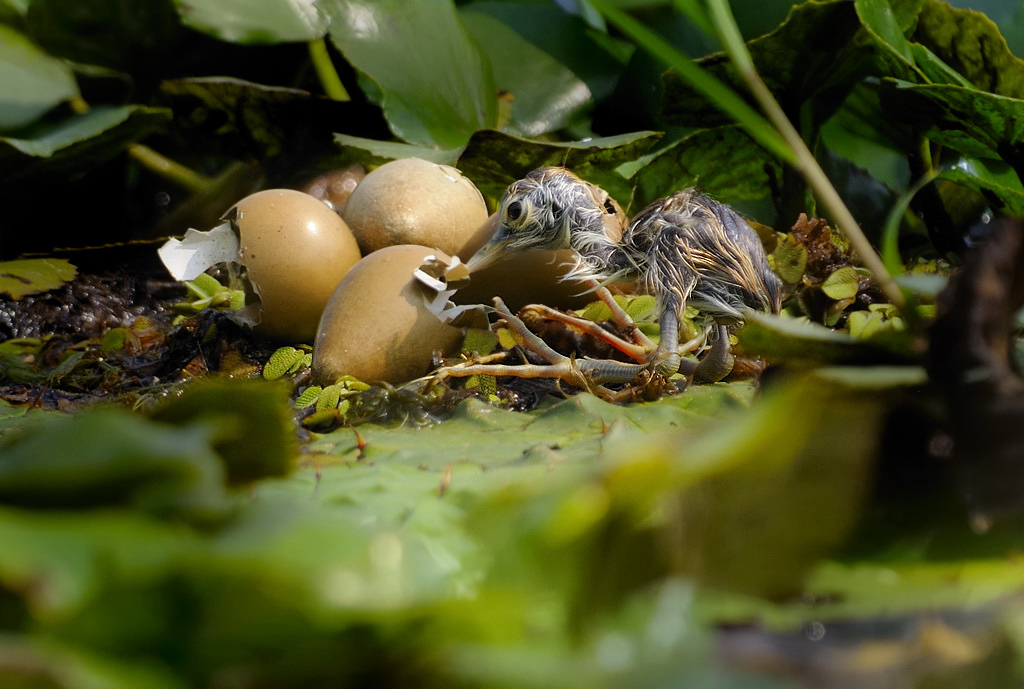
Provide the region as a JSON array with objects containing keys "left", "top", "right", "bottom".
[
  {"left": 172, "top": 0, "right": 328, "bottom": 44},
  {"left": 0, "top": 258, "right": 76, "bottom": 299},
  {"left": 324, "top": 0, "right": 497, "bottom": 149},
  {"left": 460, "top": 9, "right": 592, "bottom": 138},
  {"left": 27, "top": 0, "right": 181, "bottom": 73},
  {"left": 0, "top": 104, "right": 171, "bottom": 183},
  {"left": 0, "top": 24, "right": 78, "bottom": 131},
  {"left": 631, "top": 125, "right": 781, "bottom": 208},
  {"left": 161, "top": 77, "right": 382, "bottom": 162}
]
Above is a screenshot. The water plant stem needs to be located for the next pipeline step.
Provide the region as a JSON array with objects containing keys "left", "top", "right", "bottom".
[
  {"left": 309, "top": 37, "right": 350, "bottom": 102},
  {"left": 128, "top": 144, "right": 212, "bottom": 194},
  {"left": 705, "top": 0, "right": 906, "bottom": 310},
  {"left": 587, "top": 0, "right": 794, "bottom": 166}
]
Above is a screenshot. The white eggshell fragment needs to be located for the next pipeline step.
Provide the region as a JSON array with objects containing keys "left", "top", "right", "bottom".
[
  {"left": 312, "top": 245, "right": 466, "bottom": 386},
  {"left": 232, "top": 189, "right": 362, "bottom": 342},
  {"left": 342, "top": 157, "right": 491, "bottom": 260}
]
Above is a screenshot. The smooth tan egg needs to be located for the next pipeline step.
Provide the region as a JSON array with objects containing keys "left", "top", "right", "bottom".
[
  {"left": 232, "top": 189, "right": 361, "bottom": 342},
  {"left": 342, "top": 157, "right": 491, "bottom": 260},
  {"left": 312, "top": 245, "right": 465, "bottom": 386}
]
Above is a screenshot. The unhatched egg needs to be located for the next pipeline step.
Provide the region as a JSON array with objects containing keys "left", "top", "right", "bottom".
[
  {"left": 312, "top": 245, "right": 465, "bottom": 386},
  {"left": 342, "top": 157, "right": 491, "bottom": 261}
]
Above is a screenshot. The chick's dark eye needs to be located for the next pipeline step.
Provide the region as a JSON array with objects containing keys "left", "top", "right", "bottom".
[
  {"left": 604, "top": 198, "right": 617, "bottom": 214},
  {"left": 506, "top": 200, "right": 523, "bottom": 222}
]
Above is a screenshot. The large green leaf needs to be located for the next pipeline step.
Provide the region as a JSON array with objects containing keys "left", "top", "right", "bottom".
[
  {"left": 737, "top": 312, "right": 918, "bottom": 364},
  {"left": 464, "top": 375, "right": 882, "bottom": 610},
  {"left": 853, "top": 0, "right": 925, "bottom": 83},
  {"left": 881, "top": 79, "right": 1024, "bottom": 177},
  {"left": 172, "top": 0, "right": 328, "bottom": 43},
  {"left": 458, "top": 1, "right": 629, "bottom": 103},
  {"left": 26, "top": 0, "right": 181, "bottom": 74},
  {"left": 631, "top": 125, "right": 781, "bottom": 207},
  {"left": 938, "top": 155, "right": 1024, "bottom": 215},
  {"left": 331, "top": 133, "right": 461, "bottom": 168},
  {"left": 460, "top": 9, "right": 592, "bottom": 138},
  {"left": 0, "top": 24, "right": 77, "bottom": 131},
  {"left": 913, "top": 0, "right": 1024, "bottom": 99},
  {"left": 0, "top": 104, "right": 170, "bottom": 183},
  {"left": 0, "top": 506, "right": 199, "bottom": 618},
  {"left": 323, "top": 0, "right": 497, "bottom": 149},
  {"left": 160, "top": 77, "right": 381, "bottom": 162},
  {"left": 662, "top": 0, "right": 867, "bottom": 126}
]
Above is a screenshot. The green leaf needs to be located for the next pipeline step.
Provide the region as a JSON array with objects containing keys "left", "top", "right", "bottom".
[
  {"left": 772, "top": 234, "right": 807, "bottom": 284},
  {"left": 172, "top": 0, "right": 328, "bottom": 43},
  {"left": 324, "top": 0, "right": 497, "bottom": 149},
  {"left": 26, "top": 0, "right": 181, "bottom": 73},
  {"left": 161, "top": 77, "right": 370, "bottom": 161},
  {"left": 855, "top": 0, "right": 915, "bottom": 64},
  {"left": 0, "top": 24, "right": 78, "bottom": 131},
  {"left": 881, "top": 79, "right": 1024, "bottom": 176},
  {"left": 0, "top": 638, "right": 185, "bottom": 689},
  {"left": 913, "top": 0, "right": 1024, "bottom": 99},
  {"left": 0, "top": 104, "right": 170, "bottom": 183},
  {"left": 662, "top": 0, "right": 864, "bottom": 129},
  {"left": 737, "top": 312, "right": 914, "bottom": 364},
  {"left": 632, "top": 125, "right": 781, "bottom": 208},
  {"left": 461, "top": 1, "right": 629, "bottom": 103},
  {"left": 294, "top": 386, "right": 322, "bottom": 409},
  {"left": 592, "top": 0, "right": 793, "bottom": 164},
  {"left": 332, "top": 133, "right": 461, "bottom": 167},
  {"left": 263, "top": 346, "right": 307, "bottom": 381},
  {"left": 624, "top": 294, "right": 657, "bottom": 321},
  {"left": 0, "top": 258, "right": 76, "bottom": 299},
  {"left": 316, "top": 383, "right": 343, "bottom": 412},
  {"left": 821, "top": 265, "right": 861, "bottom": 299},
  {"left": 459, "top": 9, "right": 592, "bottom": 138},
  {"left": 937, "top": 156, "right": 1024, "bottom": 215}
]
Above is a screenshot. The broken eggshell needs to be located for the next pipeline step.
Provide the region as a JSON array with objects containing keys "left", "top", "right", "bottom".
[
  {"left": 159, "top": 188, "right": 362, "bottom": 342},
  {"left": 342, "top": 157, "right": 492, "bottom": 261},
  {"left": 312, "top": 245, "right": 471, "bottom": 386}
]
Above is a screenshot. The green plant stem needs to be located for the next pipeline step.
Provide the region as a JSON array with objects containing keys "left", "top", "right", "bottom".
[
  {"left": 588, "top": 0, "right": 794, "bottom": 166},
  {"left": 705, "top": 0, "right": 906, "bottom": 310},
  {"left": 309, "top": 37, "right": 350, "bottom": 102},
  {"left": 128, "top": 144, "right": 212, "bottom": 194}
]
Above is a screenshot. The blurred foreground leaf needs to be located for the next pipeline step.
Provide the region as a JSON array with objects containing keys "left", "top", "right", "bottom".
[{"left": 149, "top": 378, "right": 297, "bottom": 485}]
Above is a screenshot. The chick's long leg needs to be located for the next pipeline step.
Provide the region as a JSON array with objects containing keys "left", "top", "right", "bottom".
[
  {"left": 651, "top": 305, "right": 733, "bottom": 382},
  {"left": 438, "top": 298, "right": 648, "bottom": 392}
]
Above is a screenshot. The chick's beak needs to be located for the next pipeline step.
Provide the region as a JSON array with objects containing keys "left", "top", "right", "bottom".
[{"left": 466, "top": 237, "right": 511, "bottom": 273}]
